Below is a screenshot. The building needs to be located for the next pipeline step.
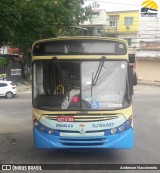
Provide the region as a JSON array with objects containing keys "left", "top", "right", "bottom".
[
  {"left": 80, "top": 8, "right": 160, "bottom": 82},
  {"left": 0, "top": 46, "right": 8, "bottom": 54},
  {"left": 0, "top": 46, "right": 19, "bottom": 55},
  {"left": 80, "top": 9, "right": 107, "bottom": 36},
  {"left": 0, "top": 46, "right": 24, "bottom": 81},
  {"left": 135, "top": 16, "right": 160, "bottom": 81},
  {"left": 106, "top": 10, "right": 139, "bottom": 54},
  {"left": 136, "top": 16, "right": 160, "bottom": 58}
]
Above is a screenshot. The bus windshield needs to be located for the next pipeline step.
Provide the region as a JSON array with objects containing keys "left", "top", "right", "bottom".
[{"left": 33, "top": 59, "right": 130, "bottom": 111}]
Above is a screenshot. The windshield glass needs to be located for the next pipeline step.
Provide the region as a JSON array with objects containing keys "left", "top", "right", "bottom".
[
  {"left": 33, "top": 60, "right": 130, "bottom": 111},
  {"left": 82, "top": 61, "right": 128, "bottom": 109}
]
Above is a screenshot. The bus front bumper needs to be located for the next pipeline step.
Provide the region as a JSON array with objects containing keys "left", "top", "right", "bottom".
[{"left": 33, "top": 127, "right": 134, "bottom": 149}]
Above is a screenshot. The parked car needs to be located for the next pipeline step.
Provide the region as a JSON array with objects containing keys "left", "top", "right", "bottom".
[{"left": 0, "top": 81, "right": 17, "bottom": 98}]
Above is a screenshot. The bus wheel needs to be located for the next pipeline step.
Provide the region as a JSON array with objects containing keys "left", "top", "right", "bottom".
[{"left": 6, "top": 92, "right": 13, "bottom": 99}]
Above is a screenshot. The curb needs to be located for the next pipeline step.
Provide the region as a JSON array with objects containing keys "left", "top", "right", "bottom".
[
  {"left": 17, "top": 91, "right": 31, "bottom": 93},
  {"left": 138, "top": 80, "right": 160, "bottom": 87}
]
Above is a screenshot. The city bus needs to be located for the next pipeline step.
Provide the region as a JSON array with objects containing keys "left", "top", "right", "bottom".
[{"left": 31, "top": 37, "right": 134, "bottom": 149}]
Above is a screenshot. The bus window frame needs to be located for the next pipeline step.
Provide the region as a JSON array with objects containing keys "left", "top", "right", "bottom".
[{"left": 32, "top": 58, "right": 132, "bottom": 112}]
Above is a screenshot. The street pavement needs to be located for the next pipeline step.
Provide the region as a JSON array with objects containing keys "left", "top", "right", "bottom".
[{"left": 0, "top": 85, "right": 160, "bottom": 173}]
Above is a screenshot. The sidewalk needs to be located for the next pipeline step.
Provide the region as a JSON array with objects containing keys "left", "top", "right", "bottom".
[
  {"left": 16, "top": 83, "right": 31, "bottom": 93},
  {"left": 138, "top": 80, "right": 160, "bottom": 87}
]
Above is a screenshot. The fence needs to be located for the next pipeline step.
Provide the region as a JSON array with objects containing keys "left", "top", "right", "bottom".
[{"left": 0, "top": 63, "right": 23, "bottom": 81}]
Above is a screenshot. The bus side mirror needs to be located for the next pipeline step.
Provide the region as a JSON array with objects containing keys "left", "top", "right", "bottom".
[
  {"left": 129, "top": 66, "right": 134, "bottom": 95},
  {"left": 129, "top": 54, "right": 137, "bottom": 86},
  {"left": 129, "top": 54, "right": 135, "bottom": 63}
]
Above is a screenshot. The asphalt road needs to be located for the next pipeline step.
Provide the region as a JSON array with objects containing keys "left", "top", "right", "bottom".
[{"left": 0, "top": 85, "right": 160, "bottom": 173}]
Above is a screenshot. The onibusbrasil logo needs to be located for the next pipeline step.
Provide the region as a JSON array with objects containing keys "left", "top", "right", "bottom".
[{"left": 141, "top": 0, "right": 158, "bottom": 17}]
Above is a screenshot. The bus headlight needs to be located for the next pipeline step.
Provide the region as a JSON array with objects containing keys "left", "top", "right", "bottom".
[
  {"left": 33, "top": 116, "right": 56, "bottom": 135},
  {"left": 33, "top": 116, "right": 38, "bottom": 127},
  {"left": 111, "top": 128, "right": 116, "bottom": 134},
  {"left": 48, "top": 129, "right": 54, "bottom": 134},
  {"left": 33, "top": 120, "right": 39, "bottom": 127},
  {"left": 105, "top": 116, "right": 132, "bottom": 135},
  {"left": 126, "top": 120, "right": 131, "bottom": 126},
  {"left": 39, "top": 125, "right": 45, "bottom": 131},
  {"left": 119, "top": 125, "right": 124, "bottom": 132}
]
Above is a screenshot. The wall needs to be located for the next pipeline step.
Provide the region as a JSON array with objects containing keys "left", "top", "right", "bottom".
[
  {"left": 106, "top": 11, "right": 139, "bottom": 33},
  {"left": 106, "top": 11, "right": 139, "bottom": 54},
  {"left": 136, "top": 58, "right": 160, "bottom": 81},
  {"left": 81, "top": 9, "right": 107, "bottom": 25},
  {"left": 136, "top": 16, "right": 160, "bottom": 58},
  {"left": 80, "top": 9, "right": 107, "bottom": 36},
  {"left": 135, "top": 16, "right": 160, "bottom": 82},
  {"left": 118, "top": 11, "right": 139, "bottom": 33}
]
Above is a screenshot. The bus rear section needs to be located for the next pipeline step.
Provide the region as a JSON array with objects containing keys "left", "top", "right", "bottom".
[{"left": 32, "top": 37, "right": 134, "bottom": 149}]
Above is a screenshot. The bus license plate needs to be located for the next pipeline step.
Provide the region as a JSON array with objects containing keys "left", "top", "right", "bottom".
[{"left": 57, "top": 116, "right": 74, "bottom": 122}]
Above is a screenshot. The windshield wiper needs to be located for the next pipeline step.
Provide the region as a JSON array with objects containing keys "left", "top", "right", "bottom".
[
  {"left": 92, "top": 56, "right": 106, "bottom": 86},
  {"left": 52, "top": 57, "right": 63, "bottom": 83},
  {"left": 91, "top": 56, "right": 106, "bottom": 97}
]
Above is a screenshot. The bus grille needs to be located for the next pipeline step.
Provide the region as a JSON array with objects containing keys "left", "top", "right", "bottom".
[
  {"left": 59, "top": 137, "right": 106, "bottom": 146},
  {"left": 42, "top": 114, "right": 119, "bottom": 122}
]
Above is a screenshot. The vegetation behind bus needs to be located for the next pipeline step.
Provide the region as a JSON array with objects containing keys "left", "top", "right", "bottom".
[
  {"left": 0, "top": 0, "right": 92, "bottom": 45},
  {"left": 0, "top": 0, "right": 92, "bottom": 68}
]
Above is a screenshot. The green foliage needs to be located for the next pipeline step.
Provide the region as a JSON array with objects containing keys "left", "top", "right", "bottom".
[
  {"left": 0, "top": 57, "right": 7, "bottom": 67},
  {"left": 0, "top": 0, "right": 92, "bottom": 64},
  {"left": 0, "top": 0, "right": 92, "bottom": 46},
  {"left": 0, "top": 0, "right": 21, "bottom": 44},
  {"left": 18, "top": 79, "right": 28, "bottom": 85}
]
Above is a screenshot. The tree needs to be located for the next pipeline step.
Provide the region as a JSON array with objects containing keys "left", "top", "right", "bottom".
[
  {"left": 0, "top": 0, "right": 91, "bottom": 45},
  {"left": 0, "top": 0, "right": 91, "bottom": 68},
  {"left": 0, "top": 0, "right": 21, "bottom": 45},
  {"left": 0, "top": 0, "right": 92, "bottom": 80}
]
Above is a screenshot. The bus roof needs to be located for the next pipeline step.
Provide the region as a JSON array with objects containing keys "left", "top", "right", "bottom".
[{"left": 32, "top": 36, "right": 128, "bottom": 45}]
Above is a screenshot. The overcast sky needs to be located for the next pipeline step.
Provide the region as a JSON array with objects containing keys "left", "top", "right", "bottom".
[{"left": 84, "top": 0, "right": 160, "bottom": 12}]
